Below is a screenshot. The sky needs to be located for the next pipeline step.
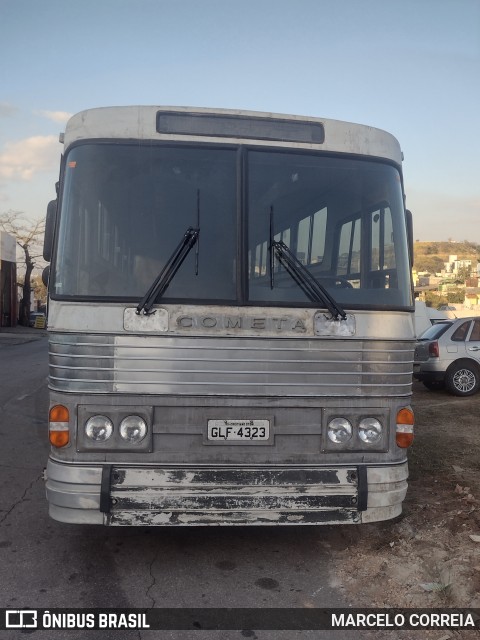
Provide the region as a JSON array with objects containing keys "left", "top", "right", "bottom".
[{"left": 1, "top": 0, "right": 479, "bottom": 242}]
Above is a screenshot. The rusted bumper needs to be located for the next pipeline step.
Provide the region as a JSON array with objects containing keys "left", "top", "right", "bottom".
[{"left": 46, "top": 459, "right": 408, "bottom": 525}]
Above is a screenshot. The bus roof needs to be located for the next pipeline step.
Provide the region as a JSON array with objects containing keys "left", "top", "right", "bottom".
[{"left": 62, "top": 106, "right": 403, "bottom": 165}]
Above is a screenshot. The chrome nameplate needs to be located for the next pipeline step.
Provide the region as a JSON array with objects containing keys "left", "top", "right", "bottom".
[
  {"left": 176, "top": 312, "right": 310, "bottom": 335},
  {"left": 314, "top": 312, "right": 356, "bottom": 336},
  {"left": 124, "top": 307, "right": 169, "bottom": 332}
]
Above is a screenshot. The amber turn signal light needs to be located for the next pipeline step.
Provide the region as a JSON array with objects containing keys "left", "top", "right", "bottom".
[
  {"left": 396, "top": 407, "right": 414, "bottom": 448},
  {"left": 49, "top": 405, "right": 70, "bottom": 447}
]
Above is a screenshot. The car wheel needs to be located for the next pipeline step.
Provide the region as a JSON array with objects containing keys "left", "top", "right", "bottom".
[
  {"left": 423, "top": 380, "right": 445, "bottom": 391},
  {"left": 445, "top": 361, "right": 480, "bottom": 397}
]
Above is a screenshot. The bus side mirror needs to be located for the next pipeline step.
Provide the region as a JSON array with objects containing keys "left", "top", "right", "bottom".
[
  {"left": 42, "top": 265, "right": 50, "bottom": 288},
  {"left": 406, "top": 209, "right": 414, "bottom": 267},
  {"left": 43, "top": 199, "right": 57, "bottom": 262}
]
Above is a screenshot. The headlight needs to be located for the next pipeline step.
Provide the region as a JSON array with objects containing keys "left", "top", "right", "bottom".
[
  {"left": 85, "top": 415, "right": 113, "bottom": 442},
  {"left": 327, "top": 418, "right": 353, "bottom": 444},
  {"left": 120, "top": 415, "right": 147, "bottom": 443},
  {"left": 359, "top": 418, "right": 383, "bottom": 443}
]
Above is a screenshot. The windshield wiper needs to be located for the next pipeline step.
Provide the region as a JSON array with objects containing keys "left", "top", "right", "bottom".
[
  {"left": 270, "top": 240, "right": 347, "bottom": 320},
  {"left": 269, "top": 206, "right": 346, "bottom": 320},
  {"left": 136, "top": 226, "right": 200, "bottom": 315}
]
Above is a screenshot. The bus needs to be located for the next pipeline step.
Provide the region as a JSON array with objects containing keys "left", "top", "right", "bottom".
[{"left": 43, "top": 106, "right": 415, "bottom": 526}]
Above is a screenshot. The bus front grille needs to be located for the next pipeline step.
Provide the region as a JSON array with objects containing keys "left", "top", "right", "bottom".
[{"left": 49, "top": 333, "right": 414, "bottom": 397}]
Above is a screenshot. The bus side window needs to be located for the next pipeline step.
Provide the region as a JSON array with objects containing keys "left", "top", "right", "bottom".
[
  {"left": 337, "top": 217, "right": 361, "bottom": 277},
  {"left": 371, "top": 207, "right": 395, "bottom": 271},
  {"left": 252, "top": 225, "right": 292, "bottom": 280},
  {"left": 296, "top": 207, "right": 327, "bottom": 265},
  {"left": 311, "top": 208, "right": 327, "bottom": 264},
  {"left": 369, "top": 206, "right": 397, "bottom": 289}
]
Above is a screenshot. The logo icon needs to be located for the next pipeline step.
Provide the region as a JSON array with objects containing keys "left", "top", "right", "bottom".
[{"left": 5, "top": 610, "right": 38, "bottom": 629}]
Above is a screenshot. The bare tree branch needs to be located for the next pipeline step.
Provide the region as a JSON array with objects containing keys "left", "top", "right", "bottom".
[{"left": 0, "top": 210, "right": 46, "bottom": 325}]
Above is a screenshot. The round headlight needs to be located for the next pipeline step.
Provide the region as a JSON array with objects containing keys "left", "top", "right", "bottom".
[
  {"left": 327, "top": 418, "right": 353, "bottom": 444},
  {"left": 85, "top": 415, "right": 113, "bottom": 442},
  {"left": 120, "top": 415, "right": 147, "bottom": 443},
  {"left": 359, "top": 418, "right": 383, "bottom": 443}
]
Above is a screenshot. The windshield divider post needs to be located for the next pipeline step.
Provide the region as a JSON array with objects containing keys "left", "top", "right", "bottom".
[
  {"left": 269, "top": 205, "right": 275, "bottom": 290},
  {"left": 195, "top": 189, "right": 200, "bottom": 276}
]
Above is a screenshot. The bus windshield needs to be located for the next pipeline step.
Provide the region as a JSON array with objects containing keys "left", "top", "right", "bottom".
[{"left": 53, "top": 142, "right": 412, "bottom": 308}]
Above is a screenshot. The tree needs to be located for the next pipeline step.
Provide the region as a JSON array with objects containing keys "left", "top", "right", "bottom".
[
  {"left": 447, "top": 287, "right": 466, "bottom": 304},
  {"left": 31, "top": 274, "right": 47, "bottom": 309},
  {"left": 425, "top": 243, "right": 439, "bottom": 255},
  {"left": 455, "top": 264, "right": 473, "bottom": 284},
  {"left": 424, "top": 291, "right": 448, "bottom": 308},
  {"left": 0, "top": 210, "right": 45, "bottom": 326}
]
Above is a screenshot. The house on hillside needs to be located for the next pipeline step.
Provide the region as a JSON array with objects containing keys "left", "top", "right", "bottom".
[
  {"left": 444, "top": 255, "right": 474, "bottom": 276},
  {"left": 465, "top": 289, "right": 480, "bottom": 309}
]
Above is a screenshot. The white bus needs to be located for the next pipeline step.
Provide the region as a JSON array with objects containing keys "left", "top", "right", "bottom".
[{"left": 43, "top": 106, "right": 415, "bottom": 526}]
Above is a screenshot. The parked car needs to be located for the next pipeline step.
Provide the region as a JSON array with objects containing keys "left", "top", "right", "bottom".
[
  {"left": 414, "top": 317, "right": 480, "bottom": 396},
  {"left": 437, "top": 305, "right": 457, "bottom": 311}
]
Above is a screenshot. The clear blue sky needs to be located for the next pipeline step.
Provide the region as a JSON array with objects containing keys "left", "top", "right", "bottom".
[{"left": 1, "top": 0, "right": 479, "bottom": 241}]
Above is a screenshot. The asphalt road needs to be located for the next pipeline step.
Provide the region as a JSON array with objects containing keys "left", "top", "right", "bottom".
[{"left": 0, "top": 335, "right": 359, "bottom": 640}]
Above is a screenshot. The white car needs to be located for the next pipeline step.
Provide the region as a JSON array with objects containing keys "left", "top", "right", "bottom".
[{"left": 414, "top": 317, "right": 480, "bottom": 396}]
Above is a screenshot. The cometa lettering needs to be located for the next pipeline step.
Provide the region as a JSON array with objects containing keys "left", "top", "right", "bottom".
[{"left": 176, "top": 315, "right": 307, "bottom": 332}]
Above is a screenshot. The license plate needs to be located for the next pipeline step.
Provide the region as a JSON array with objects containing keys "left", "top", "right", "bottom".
[{"left": 207, "top": 419, "right": 270, "bottom": 442}]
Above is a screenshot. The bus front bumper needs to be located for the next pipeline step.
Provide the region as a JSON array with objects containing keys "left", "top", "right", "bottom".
[{"left": 45, "top": 459, "right": 408, "bottom": 526}]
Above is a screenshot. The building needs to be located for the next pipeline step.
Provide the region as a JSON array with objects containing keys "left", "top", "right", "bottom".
[
  {"left": 444, "top": 254, "right": 473, "bottom": 276},
  {"left": 0, "top": 231, "right": 17, "bottom": 327}
]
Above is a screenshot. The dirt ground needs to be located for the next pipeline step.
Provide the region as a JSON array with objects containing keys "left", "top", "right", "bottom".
[{"left": 331, "top": 380, "right": 480, "bottom": 638}]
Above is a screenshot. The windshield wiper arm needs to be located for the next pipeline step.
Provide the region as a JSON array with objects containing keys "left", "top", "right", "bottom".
[
  {"left": 271, "top": 240, "right": 347, "bottom": 321},
  {"left": 136, "top": 226, "right": 200, "bottom": 316}
]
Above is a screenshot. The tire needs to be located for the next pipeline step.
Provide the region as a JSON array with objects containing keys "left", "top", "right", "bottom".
[
  {"left": 423, "top": 380, "right": 445, "bottom": 391},
  {"left": 445, "top": 361, "right": 480, "bottom": 397}
]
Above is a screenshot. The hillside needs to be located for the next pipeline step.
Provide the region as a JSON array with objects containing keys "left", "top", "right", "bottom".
[{"left": 413, "top": 240, "right": 479, "bottom": 273}]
